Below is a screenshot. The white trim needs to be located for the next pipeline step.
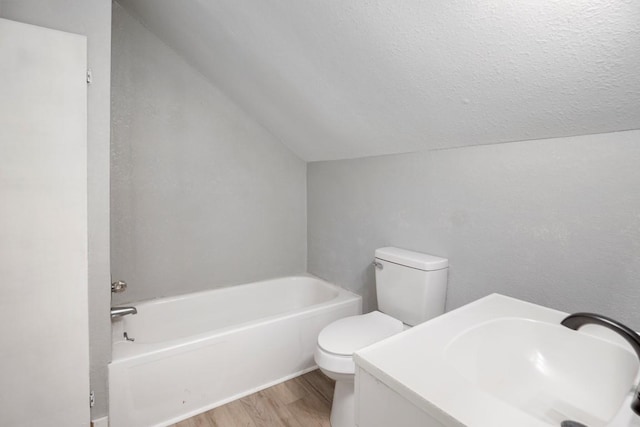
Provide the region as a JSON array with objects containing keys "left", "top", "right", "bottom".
[{"left": 91, "top": 416, "right": 108, "bottom": 427}]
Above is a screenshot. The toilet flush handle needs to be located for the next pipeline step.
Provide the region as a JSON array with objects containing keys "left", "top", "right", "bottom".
[{"left": 372, "top": 260, "right": 384, "bottom": 270}]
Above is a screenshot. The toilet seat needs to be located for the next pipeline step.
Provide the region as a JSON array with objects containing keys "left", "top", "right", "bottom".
[
  {"left": 317, "top": 311, "right": 403, "bottom": 356},
  {"left": 315, "top": 311, "right": 403, "bottom": 375},
  {"left": 315, "top": 346, "right": 357, "bottom": 375}
]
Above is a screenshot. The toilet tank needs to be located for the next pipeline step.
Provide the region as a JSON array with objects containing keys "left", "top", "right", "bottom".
[{"left": 374, "top": 247, "right": 448, "bottom": 326}]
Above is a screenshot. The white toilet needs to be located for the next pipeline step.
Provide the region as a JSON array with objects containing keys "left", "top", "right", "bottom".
[{"left": 314, "top": 247, "right": 448, "bottom": 427}]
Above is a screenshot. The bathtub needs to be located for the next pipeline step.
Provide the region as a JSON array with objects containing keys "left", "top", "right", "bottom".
[{"left": 108, "top": 275, "right": 361, "bottom": 427}]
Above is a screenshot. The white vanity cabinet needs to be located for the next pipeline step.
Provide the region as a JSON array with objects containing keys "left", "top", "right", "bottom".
[{"left": 355, "top": 367, "right": 446, "bottom": 427}]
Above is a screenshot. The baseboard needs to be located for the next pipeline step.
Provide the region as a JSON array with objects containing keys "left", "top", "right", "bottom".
[{"left": 91, "top": 415, "right": 108, "bottom": 427}]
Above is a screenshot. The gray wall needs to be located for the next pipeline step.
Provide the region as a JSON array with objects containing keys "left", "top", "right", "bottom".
[
  {"left": 308, "top": 130, "right": 640, "bottom": 329},
  {"left": 0, "top": 0, "right": 112, "bottom": 418},
  {"left": 111, "top": 4, "right": 307, "bottom": 305}
]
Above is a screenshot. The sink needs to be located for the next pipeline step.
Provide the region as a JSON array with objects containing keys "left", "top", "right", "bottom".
[
  {"left": 445, "top": 317, "right": 638, "bottom": 426},
  {"left": 354, "top": 294, "right": 640, "bottom": 427}
]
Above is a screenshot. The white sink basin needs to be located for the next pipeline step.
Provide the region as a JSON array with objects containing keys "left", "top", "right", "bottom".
[
  {"left": 446, "top": 317, "right": 638, "bottom": 426},
  {"left": 354, "top": 294, "right": 640, "bottom": 427}
]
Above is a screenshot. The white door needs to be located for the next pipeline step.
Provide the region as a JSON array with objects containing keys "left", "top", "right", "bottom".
[{"left": 0, "top": 18, "right": 90, "bottom": 426}]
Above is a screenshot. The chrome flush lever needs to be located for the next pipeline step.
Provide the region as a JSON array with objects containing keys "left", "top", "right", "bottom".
[{"left": 372, "top": 260, "right": 384, "bottom": 270}]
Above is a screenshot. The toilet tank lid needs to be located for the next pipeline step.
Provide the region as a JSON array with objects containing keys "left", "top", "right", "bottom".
[{"left": 375, "top": 247, "right": 448, "bottom": 271}]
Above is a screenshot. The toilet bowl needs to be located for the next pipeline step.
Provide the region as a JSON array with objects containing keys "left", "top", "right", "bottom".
[
  {"left": 314, "top": 247, "right": 449, "bottom": 427},
  {"left": 314, "top": 311, "right": 403, "bottom": 427}
]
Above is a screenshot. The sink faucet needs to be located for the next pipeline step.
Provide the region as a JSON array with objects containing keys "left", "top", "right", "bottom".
[
  {"left": 110, "top": 306, "right": 137, "bottom": 318},
  {"left": 561, "top": 312, "right": 640, "bottom": 416}
]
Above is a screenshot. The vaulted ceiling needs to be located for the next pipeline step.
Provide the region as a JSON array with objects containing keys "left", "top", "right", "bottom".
[{"left": 117, "top": 0, "right": 640, "bottom": 161}]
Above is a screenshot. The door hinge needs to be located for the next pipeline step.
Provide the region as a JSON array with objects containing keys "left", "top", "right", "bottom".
[
  {"left": 89, "top": 390, "right": 95, "bottom": 408},
  {"left": 86, "top": 69, "right": 92, "bottom": 84}
]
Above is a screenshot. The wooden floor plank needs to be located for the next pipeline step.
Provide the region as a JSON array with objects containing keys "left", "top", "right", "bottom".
[
  {"left": 206, "top": 399, "right": 257, "bottom": 427},
  {"left": 280, "top": 375, "right": 314, "bottom": 403},
  {"left": 260, "top": 388, "right": 306, "bottom": 427},
  {"left": 262, "top": 381, "right": 302, "bottom": 406},
  {"left": 171, "top": 370, "right": 334, "bottom": 427},
  {"left": 189, "top": 413, "right": 213, "bottom": 427},
  {"left": 300, "top": 370, "right": 335, "bottom": 403},
  {"left": 286, "top": 390, "right": 332, "bottom": 427},
  {"left": 240, "top": 392, "right": 288, "bottom": 427},
  {"left": 173, "top": 418, "right": 196, "bottom": 427}
]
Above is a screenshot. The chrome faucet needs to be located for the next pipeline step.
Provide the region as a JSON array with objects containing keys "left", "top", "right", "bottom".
[
  {"left": 561, "top": 312, "right": 640, "bottom": 416},
  {"left": 110, "top": 306, "right": 137, "bottom": 318}
]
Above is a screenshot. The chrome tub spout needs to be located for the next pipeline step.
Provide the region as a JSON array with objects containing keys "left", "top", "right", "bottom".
[{"left": 111, "top": 306, "right": 137, "bottom": 319}]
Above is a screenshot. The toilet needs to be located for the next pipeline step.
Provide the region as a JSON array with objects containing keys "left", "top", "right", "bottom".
[{"left": 314, "top": 247, "right": 448, "bottom": 427}]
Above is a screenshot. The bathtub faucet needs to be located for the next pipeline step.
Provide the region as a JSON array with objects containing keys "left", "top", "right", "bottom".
[{"left": 110, "top": 306, "right": 137, "bottom": 319}]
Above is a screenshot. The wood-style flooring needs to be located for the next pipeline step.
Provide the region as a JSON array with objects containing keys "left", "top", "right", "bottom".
[{"left": 171, "top": 370, "right": 335, "bottom": 427}]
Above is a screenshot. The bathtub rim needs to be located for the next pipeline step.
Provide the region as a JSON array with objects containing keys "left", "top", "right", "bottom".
[
  {"left": 115, "top": 273, "right": 347, "bottom": 307},
  {"left": 111, "top": 274, "right": 361, "bottom": 362}
]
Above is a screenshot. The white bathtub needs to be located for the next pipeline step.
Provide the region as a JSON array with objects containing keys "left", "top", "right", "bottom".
[{"left": 108, "top": 275, "right": 361, "bottom": 427}]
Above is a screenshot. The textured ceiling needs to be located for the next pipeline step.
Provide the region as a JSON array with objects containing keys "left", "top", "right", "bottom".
[{"left": 117, "top": 0, "right": 640, "bottom": 161}]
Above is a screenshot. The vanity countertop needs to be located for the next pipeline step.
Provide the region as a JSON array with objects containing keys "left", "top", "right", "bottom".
[{"left": 354, "top": 294, "right": 638, "bottom": 427}]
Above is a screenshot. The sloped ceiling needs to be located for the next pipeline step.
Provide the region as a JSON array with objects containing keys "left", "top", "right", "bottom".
[{"left": 117, "top": 0, "right": 640, "bottom": 161}]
